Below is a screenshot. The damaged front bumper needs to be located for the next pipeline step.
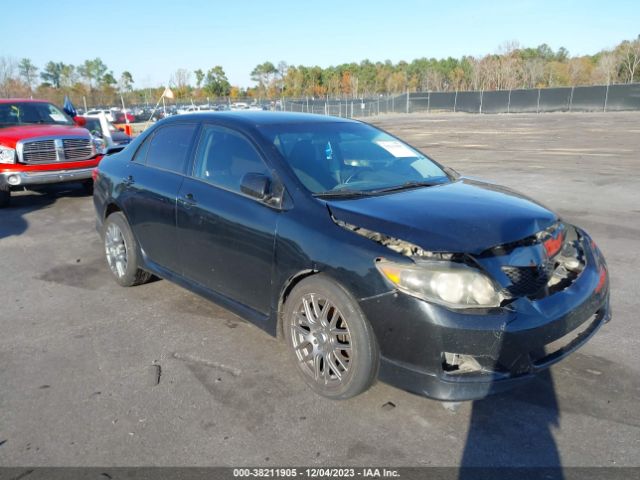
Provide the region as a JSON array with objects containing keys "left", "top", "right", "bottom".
[{"left": 359, "top": 235, "right": 611, "bottom": 401}]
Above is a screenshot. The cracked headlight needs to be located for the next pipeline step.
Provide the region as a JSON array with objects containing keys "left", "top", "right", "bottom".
[
  {"left": 0, "top": 145, "right": 16, "bottom": 164},
  {"left": 376, "top": 259, "right": 503, "bottom": 309}
]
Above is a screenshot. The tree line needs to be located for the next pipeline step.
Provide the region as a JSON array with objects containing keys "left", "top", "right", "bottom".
[
  {"left": 0, "top": 55, "right": 237, "bottom": 107},
  {"left": 252, "top": 37, "right": 640, "bottom": 99},
  {"left": 1, "top": 36, "right": 638, "bottom": 107},
  {"left": 0, "top": 57, "right": 137, "bottom": 107}
]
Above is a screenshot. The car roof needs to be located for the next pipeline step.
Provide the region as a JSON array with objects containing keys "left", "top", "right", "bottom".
[
  {"left": 162, "top": 111, "right": 358, "bottom": 127},
  {"left": 0, "top": 98, "right": 52, "bottom": 104}
]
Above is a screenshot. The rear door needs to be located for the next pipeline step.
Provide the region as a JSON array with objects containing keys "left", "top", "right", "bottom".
[
  {"left": 120, "top": 123, "right": 198, "bottom": 274},
  {"left": 176, "top": 124, "right": 280, "bottom": 314}
]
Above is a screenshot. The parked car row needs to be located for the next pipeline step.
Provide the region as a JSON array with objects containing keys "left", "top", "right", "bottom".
[
  {"left": 78, "top": 103, "right": 271, "bottom": 122},
  {"left": 84, "top": 108, "right": 135, "bottom": 123},
  {"left": 230, "top": 102, "right": 270, "bottom": 111},
  {"left": 176, "top": 104, "right": 230, "bottom": 115},
  {"left": 80, "top": 106, "right": 164, "bottom": 123}
]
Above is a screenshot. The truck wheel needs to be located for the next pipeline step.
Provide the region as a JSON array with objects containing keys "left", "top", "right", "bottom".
[
  {"left": 283, "top": 275, "right": 379, "bottom": 400},
  {"left": 81, "top": 180, "right": 94, "bottom": 195},
  {"left": 103, "top": 212, "right": 152, "bottom": 287},
  {"left": 0, "top": 187, "right": 10, "bottom": 208}
]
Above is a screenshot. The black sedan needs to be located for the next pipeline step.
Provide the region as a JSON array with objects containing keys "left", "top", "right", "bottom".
[{"left": 93, "top": 112, "right": 610, "bottom": 401}]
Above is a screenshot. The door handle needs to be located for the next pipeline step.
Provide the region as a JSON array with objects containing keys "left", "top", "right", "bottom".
[{"left": 180, "top": 192, "right": 197, "bottom": 206}]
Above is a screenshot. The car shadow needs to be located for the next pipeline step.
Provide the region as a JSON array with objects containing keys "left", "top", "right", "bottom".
[
  {"left": 456, "top": 212, "right": 570, "bottom": 479},
  {"left": 0, "top": 184, "right": 90, "bottom": 240},
  {"left": 459, "top": 370, "right": 562, "bottom": 478}
]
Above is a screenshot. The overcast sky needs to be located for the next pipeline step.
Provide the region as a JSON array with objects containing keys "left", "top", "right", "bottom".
[{"left": 4, "top": 0, "right": 639, "bottom": 88}]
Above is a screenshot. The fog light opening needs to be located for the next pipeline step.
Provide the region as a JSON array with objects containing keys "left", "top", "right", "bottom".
[
  {"left": 7, "top": 174, "right": 20, "bottom": 186},
  {"left": 443, "top": 352, "right": 483, "bottom": 374}
]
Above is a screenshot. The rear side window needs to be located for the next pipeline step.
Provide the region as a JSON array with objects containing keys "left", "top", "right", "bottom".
[
  {"left": 145, "top": 124, "right": 197, "bottom": 173},
  {"left": 132, "top": 132, "right": 152, "bottom": 163}
]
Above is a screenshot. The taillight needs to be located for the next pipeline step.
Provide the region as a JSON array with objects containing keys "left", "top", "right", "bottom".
[{"left": 91, "top": 167, "right": 99, "bottom": 182}]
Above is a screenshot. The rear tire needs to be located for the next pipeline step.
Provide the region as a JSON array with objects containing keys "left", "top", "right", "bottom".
[
  {"left": 0, "top": 187, "right": 10, "bottom": 208},
  {"left": 283, "top": 275, "right": 379, "bottom": 400},
  {"left": 103, "top": 212, "right": 152, "bottom": 287}
]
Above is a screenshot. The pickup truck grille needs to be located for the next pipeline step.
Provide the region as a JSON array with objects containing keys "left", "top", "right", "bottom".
[
  {"left": 21, "top": 140, "right": 57, "bottom": 163},
  {"left": 19, "top": 137, "right": 94, "bottom": 164},
  {"left": 62, "top": 139, "right": 94, "bottom": 160}
]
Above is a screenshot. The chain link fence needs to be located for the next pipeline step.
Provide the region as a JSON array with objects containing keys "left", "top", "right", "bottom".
[
  {"left": 279, "top": 83, "right": 640, "bottom": 118},
  {"left": 281, "top": 95, "right": 406, "bottom": 118}
]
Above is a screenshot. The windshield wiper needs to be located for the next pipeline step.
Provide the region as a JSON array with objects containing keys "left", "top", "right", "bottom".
[
  {"left": 314, "top": 179, "right": 448, "bottom": 199},
  {"left": 313, "top": 189, "right": 374, "bottom": 199},
  {"left": 369, "top": 180, "right": 445, "bottom": 194}
]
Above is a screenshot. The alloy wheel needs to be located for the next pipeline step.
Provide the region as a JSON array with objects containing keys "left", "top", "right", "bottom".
[
  {"left": 105, "top": 223, "right": 128, "bottom": 278},
  {"left": 289, "top": 293, "right": 352, "bottom": 387}
]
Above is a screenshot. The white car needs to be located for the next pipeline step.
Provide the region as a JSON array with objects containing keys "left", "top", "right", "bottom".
[
  {"left": 82, "top": 113, "right": 132, "bottom": 154},
  {"left": 85, "top": 109, "right": 115, "bottom": 122},
  {"left": 177, "top": 105, "right": 212, "bottom": 115},
  {"left": 176, "top": 106, "right": 196, "bottom": 115}
]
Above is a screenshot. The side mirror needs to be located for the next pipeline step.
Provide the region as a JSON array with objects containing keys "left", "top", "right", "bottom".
[
  {"left": 74, "top": 116, "right": 86, "bottom": 127},
  {"left": 240, "top": 173, "right": 271, "bottom": 201}
]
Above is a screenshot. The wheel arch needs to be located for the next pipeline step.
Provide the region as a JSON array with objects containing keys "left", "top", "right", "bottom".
[
  {"left": 101, "top": 204, "right": 146, "bottom": 270},
  {"left": 276, "top": 268, "right": 318, "bottom": 340},
  {"left": 104, "top": 202, "right": 122, "bottom": 219}
]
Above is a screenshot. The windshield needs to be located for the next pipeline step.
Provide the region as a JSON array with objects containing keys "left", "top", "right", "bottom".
[
  {"left": 0, "top": 102, "right": 74, "bottom": 127},
  {"left": 259, "top": 122, "right": 449, "bottom": 196}
]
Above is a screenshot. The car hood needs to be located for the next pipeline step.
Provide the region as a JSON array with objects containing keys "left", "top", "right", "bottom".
[
  {"left": 325, "top": 178, "right": 558, "bottom": 254},
  {"left": 0, "top": 124, "right": 90, "bottom": 148}
]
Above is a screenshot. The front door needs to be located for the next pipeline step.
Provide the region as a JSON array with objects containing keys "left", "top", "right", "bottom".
[{"left": 176, "top": 124, "right": 280, "bottom": 314}]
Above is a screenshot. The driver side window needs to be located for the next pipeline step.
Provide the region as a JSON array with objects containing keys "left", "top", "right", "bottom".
[{"left": 192, "top": 125, "right": 269, "bottom": 194}]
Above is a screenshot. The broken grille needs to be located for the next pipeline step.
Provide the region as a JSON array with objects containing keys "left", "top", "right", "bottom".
[
  {"left": 502, "top": 252, "right": 584, "bottom": 299},
  {"left": 502, "top": 263, "right": 555, "bottom": 296}
]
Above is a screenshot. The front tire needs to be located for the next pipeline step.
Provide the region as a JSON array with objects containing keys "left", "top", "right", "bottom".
[
  {"left": 283, "top": 275, "right": 379, "bottom": 400},
  {"left": 103, "top": 212, "right": 152, "bottom": 287}
]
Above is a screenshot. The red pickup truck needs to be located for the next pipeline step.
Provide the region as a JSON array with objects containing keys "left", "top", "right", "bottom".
[{"left": 0, "top": 99, "right": 103, "bottom": 207}]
